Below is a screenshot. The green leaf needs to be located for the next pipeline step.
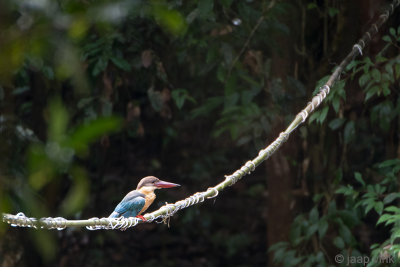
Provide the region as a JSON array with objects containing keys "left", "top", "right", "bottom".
[
  {"left": 308, "top": 111, "right": 320, "bottom": 124},
  {"left": 101, "top": 99, "right": 113, "bottom": 117},
  {"left": 42, "top": 66, "right": 54, "bottom": 80},
  {"left": 337, "top": 210, "right": 360, "bottom": 227},
  {"left": 307, "top": 3, "right": 318, "bottom": 9},
  {"left": 354, "top": 172, "right": 365, "bottom": 187},
  {"left": 336, "top": 185, "right": 355, "bottom": 196},
  {"left": 171, "top": 90, "right": 186, "bottom": 109},
  {"left": 92, "top": 57, "right": 108, "bottom": 76},
  {"left": 289, "top": 222, "right": 302, "bottom": 245},
  {"left": 287, "top": 254, "right": 303, "bottom": 266},
  {"left": 220, "top": 0, "right": 233, "bottom": 8},
  {"left": 384, "top": 193, "right": 400, "bottom": 204},
  {"left": 395, "top": 63, "right": 400, "bottom": 79},
  {"left": 359, "top": 73, "right": 370, "bottom": 87},
  {"left": 171, "top": 89, "right": 196, "bottom": 109},
  {"left": 374, "top": 202, "right": 384, "bottom": 215},
  {"left": 310, "top": 207, "right": 319, "bottom": 221},
  {"left": 376, "top": 55, "right": 387, "bottom": 63},
  {"left": 191, "top": 97, "right": 223, "bottom": 118},
  {"left": 186, "top": 9, "right": 199, "bottom": 24},
  {"left": 374, "top": 184, "right": 385, "bottom": 194},
  {"left": 28, "top": 145, "right": 55, "bottom": 190},
  {"left": 383, "top": 65, "right": 392, "bottom": 79},
  {"left": 382, "top": 83, "right": 391, "bottom": 96},
  {"left": 370, "top": 243, "right": 380, "bottom": 250},
  {"left": 363, "top": 191, "right": 376, "bottom": 199},
  {"left": 77, "top": 97, "right": 95, "bottom": 109},
  {"left": 363, "top": 57, "right": 374, "bottom": 71},
  {"left": 206, "top": 46, "right": 218, "bottom": 63},
  {"left": 378, "top": 159, "right": 400, "bottom": 168},
  {"left": 269, "top": 241, "right": 288, "bottom": 253},
  {"left": 272, "top": 246, "right": 287, "bottom": 262},
  {"left": 339, "top": 224, "right": 352, "bottom": 244},
  {"left": 110, "top": 56, "right": 131, "bottom": 72},
  {"left": 148, "top": 88, "right": 164, "bottom": 112},
  {"left": 371, "top": 69, "right": 381, "bottom": 82},
  {"left": 67, "top": 116, "right": 122, "bottom": 155},
  {"left": 328, "top": 7, "right": 339, "bottom": 17},
  {"left": 334, "top": 80, "right": 346, "bottom": 98},
  {"left": 216, "top": 65, "right": 226, "bottom": 83},
  {"left": 386, "top": 217, "right": 400, "bottom": 226},
  {"left": 48, "top": 99, "right": 69, "bottom": 143},
  {"left": 241, "top": 87, "right": 262, "bottom": 104},
  {"left": 198, "top": 0, "right": 214, "bottom": 19},
  {"left": 13, "top": 86, "right": 30, "bottom": 95},
  {"left": 329, "top": 118, "right": 346, "bottom": 130},
  {"left": 382, "top": 35, "right": 391, "bottom": 42},
  {"left": 318, "top": 219, "right": 328, "bottom": 239},
  {"left": 343, "top": 121, "right": 355, "bottom": 144},
  {"left": 313, "top": 193, "right": 323, "bottom": 203},
  {"left": 346, "top": 60, "right": 360, "bottom": 71},
  {"left": 318, "top": 106, "right": 329, "bottom": 124},
  {"left": 60, "top": 166, "right": 89, "bottom": 215},
  {"left": 221, "top": 43, "right": 234, "bottom": 65},
  {"left": 332, "top": 97, "right": 340, "bottom": 113},
  {"left": 377, "top": 100, "right": 393, "bottom": 132},
  {"left": 365, "top": 202, "right": 375, "bottom": 215},
  {"left": 306, "top": 223, "right": 318, "bottom": 238},
  {"left": 153, "top": 5, "right": 188, "bottom": 36},
  {"left": 365, "top": 85, "right": 379, "bottom": 101},
  {"left": 390, "top": 27, "right": 396, "bottom": 37},
  {"left": 328, "top": 201, "right": 337, "bottom": 215},
  {"left": 333, "top": 236, "right": 345, "bottom": 249}
]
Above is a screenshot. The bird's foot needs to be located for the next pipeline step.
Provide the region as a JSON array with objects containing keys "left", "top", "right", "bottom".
[{"left": 136, "top": 215, "right": 147, "bottom": 221}]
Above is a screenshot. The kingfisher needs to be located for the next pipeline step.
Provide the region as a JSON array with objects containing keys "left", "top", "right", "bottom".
[{"left": 109, "top": 176, "right": 180, "bottom": 220}]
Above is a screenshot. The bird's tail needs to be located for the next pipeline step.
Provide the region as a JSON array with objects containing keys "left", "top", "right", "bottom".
[{"left": 109, "top": 211, "right": 120, "bottom": 218}]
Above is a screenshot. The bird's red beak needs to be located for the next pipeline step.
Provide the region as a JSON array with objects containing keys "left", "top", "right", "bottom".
[{"left": 154, "top": 180, "right": 180, "bottom": 188}]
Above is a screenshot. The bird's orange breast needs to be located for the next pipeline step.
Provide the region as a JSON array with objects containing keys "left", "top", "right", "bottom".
[{"left": 137, "top": 189, "right": 156, "bottom": 215}]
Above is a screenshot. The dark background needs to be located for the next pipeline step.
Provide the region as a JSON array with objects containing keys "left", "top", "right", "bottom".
[{"left": 1, "top": 0, "right": 400, "bottom": 266}]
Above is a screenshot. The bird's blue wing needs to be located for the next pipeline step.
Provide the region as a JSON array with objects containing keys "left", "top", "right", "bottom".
[{"left": 112, "top": 191, "right": 146, "bottom": 218}]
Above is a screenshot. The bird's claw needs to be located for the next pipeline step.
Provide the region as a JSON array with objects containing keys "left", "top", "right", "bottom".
[{"left": 136, "top": 215, "right": 147, "bottom": 221}]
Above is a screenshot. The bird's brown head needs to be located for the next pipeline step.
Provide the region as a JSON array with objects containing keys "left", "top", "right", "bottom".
[{"left": 136, "top": 176, "right": 180, "bottom": 190}]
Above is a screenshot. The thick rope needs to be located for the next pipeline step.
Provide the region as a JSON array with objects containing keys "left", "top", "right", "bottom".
[{"left": 3, "top": 0, "right": 400, "bottom": 230}]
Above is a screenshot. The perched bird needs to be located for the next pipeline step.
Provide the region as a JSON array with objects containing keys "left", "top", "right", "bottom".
[{"left": 109, "top": 176, "right": 180, "bottom": 220}]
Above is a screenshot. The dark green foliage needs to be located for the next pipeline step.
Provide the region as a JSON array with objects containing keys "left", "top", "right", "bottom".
[
  {"left": 270, "top": 24, "right": 400, "bottom": 267},
  {"left": 1, "top": 0, "right": 400, "bottom": 266}
]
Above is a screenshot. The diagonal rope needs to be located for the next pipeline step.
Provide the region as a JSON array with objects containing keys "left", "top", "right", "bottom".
[{"left": 3, "top": 0, "right": 400, "bottom": 231}]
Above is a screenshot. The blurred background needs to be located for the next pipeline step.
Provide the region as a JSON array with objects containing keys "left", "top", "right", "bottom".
[{"left": 1, "top": 0, "right": 400, "bottom": 266}]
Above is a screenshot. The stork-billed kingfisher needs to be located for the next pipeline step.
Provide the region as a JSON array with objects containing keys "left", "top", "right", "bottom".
[{"left": 109, "top": 176, "right": 180, "bottom": 220}]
